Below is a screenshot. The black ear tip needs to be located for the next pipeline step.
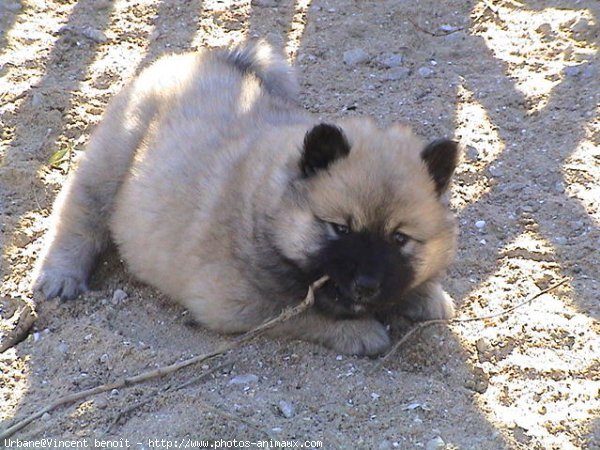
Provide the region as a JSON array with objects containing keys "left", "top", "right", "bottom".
[
  {"left": 300, "top": 123, "right": 351, "bottom": 177},
  {"left": 304, "top": 124, "right": 350, "bottom": 153},
  {"left": 422, "top": 138, "right": 459, "bottom": 157},
  {"left": 306, "top": 123, "right": 345, "bottom": 138},
  {"left": 421, "top": 138, "right": 460, "bottom": 195}
]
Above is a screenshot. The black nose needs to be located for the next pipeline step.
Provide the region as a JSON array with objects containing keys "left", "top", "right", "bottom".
[{"left": 352, "top": 275, "right": 380, "bottom": 301}]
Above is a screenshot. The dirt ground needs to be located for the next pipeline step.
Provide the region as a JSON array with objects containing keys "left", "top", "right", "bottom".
[{"left": 1, "top": 0, "right": 599, "bottom": 448}]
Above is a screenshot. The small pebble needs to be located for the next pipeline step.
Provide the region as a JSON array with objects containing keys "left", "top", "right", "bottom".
[
  {"left": 476, "top": 338, "right": 491, "bottom": 354},
  {"left": 278, "top": 400, "right": 295, "bottom": 418},
  {"left": 95, "top": 398, "right": 108, "bottom": 409},
  {"left": 571, "top": 17, "right": 591, "bottom": 39},
  {"left": 536, "top": 23, "right": 553, "bottom": 38},
  {"left": 465, "top": 145, "right": 479, "bottom": 160},
  {"left": 335, "top": 355, "right": 343, "bottom": 361},
  {"left": 77, "top": 372, "right": 89, "bottom": 380},
  {"left": 343, "top": 48, "right": 370, "bottom": 66},
  {"left": 403, "top": 402, "right": 422, "bottom": 411},
  {"left": 518, "top": 204, "right": 535, "bottom": 213},
  {"left": 41, "top": 412, "right": 51, "bottom": 421},
  {"left": 382, "top": 67, "right": 410, "bottom": 81},
  {"left": 380, "top": 53, "right": 403, "bottom": 68},
  {"left": 439, "top": 24, "right": 458, "bottom": 33},
  {"left": 229, "top": 374, "right": 259, "bottom": 385},
  {"left": 476, "top": 338, "right": 493, "bottom": 362},
  {"left": 58, "top": 343, "right": 69, "bottom": 354},
  {"left": 553, "top": 181, "right": 565, "bottom": 193},
  {"left": 81, "top": 27, "right": 107, "bottom": 43},
  {"left": 31, "top": 92, "right": 44, "bottom": 108},
  {"left": 465, "top": 367, "right": 489, "bottom": 393},
  {"left": 252, "top": 0, "right": 278, "bottom": 6},
  {"left": 417, "top": 66, "right": 434, "bottom": 78},
  {"left": 425, "top": 436, "right": 446, "bottom": 450},
  {"left": 112, "top": 289, "right": 128, "bottom": 304},
  {"left": 100, "top": 353, "right": 110, "bottom": 363},
  {"left": 475, "top": 220, "right": 486, "bottom": 229},
  {"left": 488, "top": 165, "right": 504, "bottom": 177},
  {"left": 110, "top": 389, "right": 119, "bottom": 397},
  {"left": 554, "top": 236, "right": 567, "bottom": 246}
]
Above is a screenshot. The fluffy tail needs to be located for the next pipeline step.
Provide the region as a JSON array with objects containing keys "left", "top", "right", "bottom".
[{"left": 223, "top": 39, "right": 300, "bottom": 103}]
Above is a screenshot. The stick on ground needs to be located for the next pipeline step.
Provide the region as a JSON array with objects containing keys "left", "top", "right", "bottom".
[
  {"left": 104, "top": 359, "right": 232, "bottom": 435},
  {"left": 372, "top": 277, "right": 570, "bottom": 373},
  {"left": 0, "top": 276, "right": 329, "bottom": 440}
]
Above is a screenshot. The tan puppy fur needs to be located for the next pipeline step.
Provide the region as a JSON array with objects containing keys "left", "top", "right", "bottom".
[{"left": 34, "top": 40, "right": 459, "bottom": 356}]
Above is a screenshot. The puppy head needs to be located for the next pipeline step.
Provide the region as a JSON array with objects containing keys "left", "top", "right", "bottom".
[{"left": 274, "top": 119, "right": 459, "bottom": 317}]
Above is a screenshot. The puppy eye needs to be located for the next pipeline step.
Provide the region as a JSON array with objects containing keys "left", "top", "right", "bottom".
[
  {"left": 328, "top": 222, "right": 350, "bottom": 235},
  {"left": 393, "top": 231, "right": 410, "bottom": 246}
]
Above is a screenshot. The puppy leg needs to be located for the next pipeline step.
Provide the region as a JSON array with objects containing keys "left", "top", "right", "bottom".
[
  {"left": 33, "top": 177, "right": 111, "bottom": 299},
  {"left": 271, "top": 310, "right": 390, "bottom": 356},
  {"left": 400, "top": 281, "right": 455, "bottom": 321},
  {"left": 34, "top": 86, "right": 158, "bottom": 299}
]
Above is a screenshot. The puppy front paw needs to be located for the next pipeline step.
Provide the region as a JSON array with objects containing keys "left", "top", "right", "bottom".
[
  {"left": 326, "top": 318, "right": 391, "bottom": 356},
  {"left": 402, "top": 282, "right": 455, "bottom": 322},
  {"left": 272, "top": 311, "right": 390, "bottom": 356},
  {"left": 33, "top": 268, "right": 88, "bottom": 300}
]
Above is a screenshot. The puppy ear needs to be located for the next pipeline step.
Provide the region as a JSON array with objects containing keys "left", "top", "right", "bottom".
[
  {"left": 300, "top": 123, "right": 350, "bottom": 177},
  {"left": 421, "top": 139, "right": 459, "bottom": 195}
]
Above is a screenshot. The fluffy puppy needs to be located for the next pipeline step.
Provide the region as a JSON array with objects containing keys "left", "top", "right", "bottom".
[{"left": 34, "top": 40, "right": 459, "bottom": 356}]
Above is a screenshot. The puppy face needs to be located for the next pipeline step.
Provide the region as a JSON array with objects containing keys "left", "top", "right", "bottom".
[{"left": 274, "top": 119, "right": 459, "bottom": 317}]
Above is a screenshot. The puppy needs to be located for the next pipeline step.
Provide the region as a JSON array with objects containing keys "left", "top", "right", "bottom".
[{"left": 34, "top": 40, "right": 459, "bottom": 356}]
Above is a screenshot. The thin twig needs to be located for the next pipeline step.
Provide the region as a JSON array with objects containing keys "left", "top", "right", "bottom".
[
  {"left": 30, "top": 181, "right": 45, "bottom": 213},
  {"left": 104, "top": 359, "right": 231, "bottom": 434},
  {"left": 407, "top": 18, "right": 464, "bottom": 37},
  {"left": 0, "top": 302, "right": 37, "bottom": 353},
  {"left": 453, "top": 277, "right": 569, "bottom": 323},
  {"left": 170, "top": 359, "right": 233, "bottom": 392},
  {"left": 372, "top": 277, "right": 570, "bottom": 372},
  {"left": 0, "top": 276, "right": 328, "bottom": 440}
]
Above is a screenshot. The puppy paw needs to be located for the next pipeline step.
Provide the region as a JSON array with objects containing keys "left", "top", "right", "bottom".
[
  {"left": 402, "top": 283, "right": 455, "bottom": 322},
  {"left": 432, "top": 290, "right": 455, "bottom": 319},
  {"left": 33, "top": 269, "right": 88, "bottom": 300},
  {"left": 326, "top": 319, "right": 391, "bottom": 356}
]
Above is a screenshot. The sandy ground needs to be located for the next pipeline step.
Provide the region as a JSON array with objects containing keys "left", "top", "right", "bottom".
[{"left": 1, "top": 0, "right": 599, "bottom": 449}]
